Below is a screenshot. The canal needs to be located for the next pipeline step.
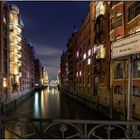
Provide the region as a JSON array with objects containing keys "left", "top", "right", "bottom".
[
  {"left": 7, "top": 87, "right": 107, "bottom": 120},
  {"left": 3, "top": 88, "right": 115, "bottom": 139}
]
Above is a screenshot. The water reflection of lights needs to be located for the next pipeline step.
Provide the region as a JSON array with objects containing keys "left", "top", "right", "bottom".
[
  {"left": 52, "top": 88, "right": 55, "bottom": 94},
  {"left": 48, "top": 87, "right": 58, "bottom": 94},
  {"left": 41, "top": 90, "right": 44, "bottom": 115},
  {"left": 47, "top": 86, "right": 49, "bottom": 92},
  {"left": 34, "top": 92, "right": 39, "bottom": 117}
]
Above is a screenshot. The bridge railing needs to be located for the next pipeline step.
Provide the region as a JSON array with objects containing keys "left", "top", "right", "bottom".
[{"left": 0, "top": 117, "right": 140, "bottom": 139}]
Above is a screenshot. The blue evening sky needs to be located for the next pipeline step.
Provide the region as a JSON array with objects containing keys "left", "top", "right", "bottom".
[{"left": 10, "top": 1, "right": 90, "bottom": 80}]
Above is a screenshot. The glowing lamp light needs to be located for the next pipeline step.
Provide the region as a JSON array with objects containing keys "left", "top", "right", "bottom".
[{"left": 35, "top": 83, "right": 39, "bottom": 86}]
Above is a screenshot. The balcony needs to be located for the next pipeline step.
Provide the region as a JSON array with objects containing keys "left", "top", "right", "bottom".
[
  {"left": 10, "top": 23, "right": 22, "bottom": 33},
  {"left": 10, "top": 51, "right": 21, "bottom": 58},
  {"left": 10, "top": 61, "right": 21, "bottom": 66},
  {"left": 0, "top": 117, "right": 140, "bottom": 139},
  {"left": 16, "top": 44, "right": 22, "bottom": 50},
  {"left": 10, "top": 32, "right": 21, "bottom": 40}
]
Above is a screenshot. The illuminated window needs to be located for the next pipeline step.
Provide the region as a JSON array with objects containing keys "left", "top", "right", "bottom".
[
  {"left": 116, "top": 12, "right": 122, "bottom": 28},
  {"left": 88, "top": 49, "right": 91, "bottom": 56},
  {"left": 93, "top": 47, "right": 97, "bottom": 54},
  {"left": 79, "top": 71, "right": 82, "bottom": 76},
  {"left": 3, "top": 78, "right": 7, "bottom": 88},
  {"left": 88, "top": 58, "right": 91, "bottom": 65},
  {"left": 95, "top": 2, "right": 104, "bottom": 18},
  {"left": 76, "top": 51, "right": 79, "bottom": 58},
  {"left": 76, "top": 72, "right": 78, "bottom": 77},
  {"left": 83, "top": 53, "right": 86, "bottom": 60}
]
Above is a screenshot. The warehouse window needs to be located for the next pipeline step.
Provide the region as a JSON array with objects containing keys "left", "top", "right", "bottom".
[
  {"left": 128, "top": 2, "right": 140, "bottom": 22},
  {"left": 133, "top": 59, "right": 140, "bottom": 78},
  {"left": 133, "top": 86, "right": 140, "bottom": 96},
  {"left": 116, "top": 12, "right": 122, "bottom": 28},
  {"left": 114, "top": 63, "right": 124, "bottom": 79},
  {"left": 114, "top": 86, "right": 123, "bottom": 94}
]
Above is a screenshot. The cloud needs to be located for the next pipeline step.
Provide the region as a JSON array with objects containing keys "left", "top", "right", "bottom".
[{"left": 33, "top": 42, "right": 62, "bottom": 80}]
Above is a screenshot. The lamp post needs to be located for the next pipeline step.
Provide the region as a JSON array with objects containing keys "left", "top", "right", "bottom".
[{"left": 127, "top": 55, "right": 133, "bottom": 121}]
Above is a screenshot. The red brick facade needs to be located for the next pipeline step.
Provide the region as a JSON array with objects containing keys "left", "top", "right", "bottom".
[{"left": 60, "top": 1, "right": 140, "bottom": 120}]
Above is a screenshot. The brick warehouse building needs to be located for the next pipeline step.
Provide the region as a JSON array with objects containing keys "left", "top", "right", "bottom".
[
  {"left": 61, "top": 1, "right": 96, "bottom": 100},
  {"left": 67, "top": 31, "right": 78, "bottom": 93},
  {"left": 92, "top": 2, "right": 110, "bottom": 115},
  {"left": 0, "top": 2, "right": 41, "bottom": 112},
  {"left": 60, "top": 1, "right": 140, "bottom": 120},
  {"left": 110, "top": 1, "right": 140, "bottom": 120},
  {"left": 60, "top": 1, "right": 111, "bottom": 116},
  {"left": 60, "top": 50, "right": 68, "bottom": 89},
  {"left": 21, "top": 38, "right": 35, "bottom": 96}
]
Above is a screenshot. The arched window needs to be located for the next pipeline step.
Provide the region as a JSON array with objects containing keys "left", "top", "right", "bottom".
[
  {"left": 133, "top": 59, "right": 140, "bottom": 78},
  {"left": 114, "top": 63, "right": 124, "bottom": 79},
  {"left": 114, "top": 86, "right": 123, "bottom": 94}
]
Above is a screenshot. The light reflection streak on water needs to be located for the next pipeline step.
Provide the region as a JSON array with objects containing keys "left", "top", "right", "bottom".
[
  {"left": 34, "top": 92, "right": 39, "bottom": 117},
  {"left": 51, "top": 87, "right": 55, "bottom": 94},
  {"left": 41, "top": 90, "right": 44, "bottom": 116}
]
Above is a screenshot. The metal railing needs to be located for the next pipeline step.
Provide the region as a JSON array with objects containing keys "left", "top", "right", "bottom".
[{"left": 0, "top": 117, "right": 140, "bottom": 139}]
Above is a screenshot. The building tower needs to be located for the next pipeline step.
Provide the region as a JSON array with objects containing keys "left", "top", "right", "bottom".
[{"left": 9, "top": 5, "right": 23, "bottom": 94}]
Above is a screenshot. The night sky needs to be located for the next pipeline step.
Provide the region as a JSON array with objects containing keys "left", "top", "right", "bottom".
[{"left": 10, "top": 1, "right": 90, "bottom": 80}]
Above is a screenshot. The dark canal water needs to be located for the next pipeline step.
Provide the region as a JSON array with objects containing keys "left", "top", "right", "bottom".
[
  {"left": 4, "top": 87, "right": 112, "bottom": 139},
  {"left": 8, "top": 87, "right": 107, "bottom": 120}
]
